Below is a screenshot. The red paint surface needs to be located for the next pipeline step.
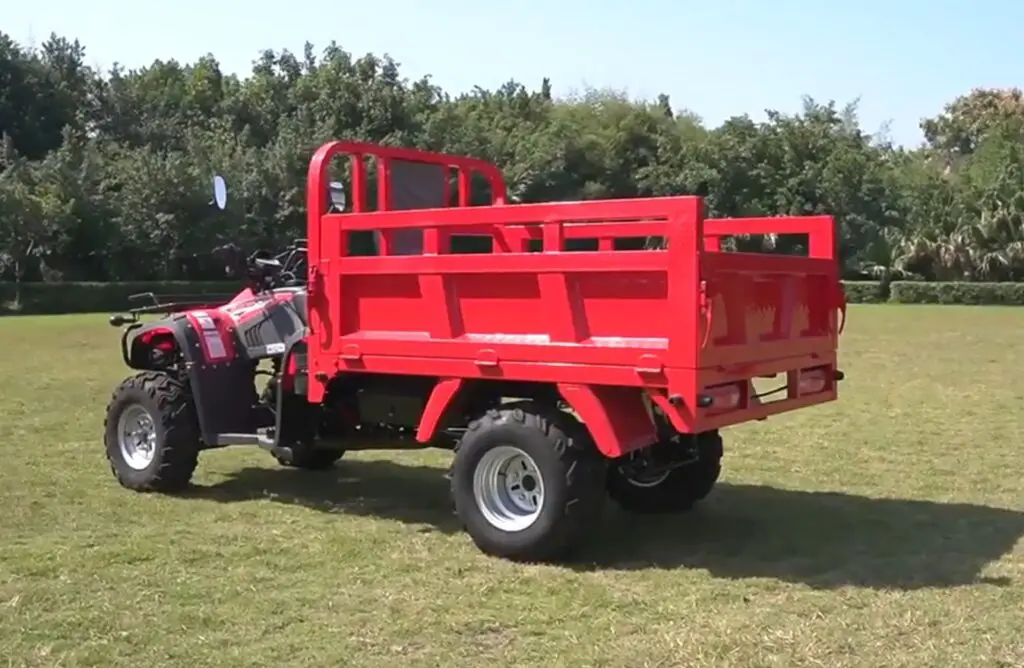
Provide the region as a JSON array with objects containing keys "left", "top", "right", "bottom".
[{"left": 293, "top": 141, "right": 847, "bottom": 456}]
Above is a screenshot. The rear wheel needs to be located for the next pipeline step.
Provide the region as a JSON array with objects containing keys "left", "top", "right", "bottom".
[
  {"left": 103, "top": 371, "right": 201, "bottom": 492},
  {"left": 607, "top": 430, "right": 723, "bottom": 514},
  {"left": 451, "top": 402, "right": 607, "bottom": 562}
]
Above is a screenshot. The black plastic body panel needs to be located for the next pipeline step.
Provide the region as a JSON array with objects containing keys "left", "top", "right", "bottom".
[
  {"left": 172, "top": 313, "right": 260, "bottom": 446},
  {"left": 226, "top": 287, "right": 308, "bottom": 361}
]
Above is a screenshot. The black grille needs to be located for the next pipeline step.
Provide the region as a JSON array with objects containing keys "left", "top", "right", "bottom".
[{"left": 243, "top": 325, "right": 264, "bottom": 348}]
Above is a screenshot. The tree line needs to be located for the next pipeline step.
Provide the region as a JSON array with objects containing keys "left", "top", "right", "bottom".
[{"left": 2, "top": 32, "right": 1024, "bottom": 284}]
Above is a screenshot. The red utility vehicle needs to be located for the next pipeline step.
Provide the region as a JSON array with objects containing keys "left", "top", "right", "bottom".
[{"left": 103, "top": 141, "right": 847, "bottom": 562}]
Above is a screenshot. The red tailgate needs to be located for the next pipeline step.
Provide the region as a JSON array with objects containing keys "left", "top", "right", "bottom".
[{"left": 692, "top": 216, "right": 845, "bottom": 430}]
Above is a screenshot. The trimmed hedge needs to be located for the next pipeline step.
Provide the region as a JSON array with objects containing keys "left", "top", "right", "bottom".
[
  {"left": 2, "top": 279, "right": 1023, "bottom": 315},
  {"left": 0, "top": 281, "right": 238, "bottom": 315},
  {"left": 841, "top": 281, "right": 889, "bottom": 303},
  {"left": 889, "top": 280, "right": 1024, "bottom": 305}
]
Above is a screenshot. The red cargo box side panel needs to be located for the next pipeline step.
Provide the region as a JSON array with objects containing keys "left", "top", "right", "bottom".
[
  {"left": 337, "top": 270, "right": 673, "bottom": 347},
  {"left": 305, "top": 196, "right": 706, "bottom": 402},
  {"left": 314, "top": 251, "right": 685, "bottom": 379}
]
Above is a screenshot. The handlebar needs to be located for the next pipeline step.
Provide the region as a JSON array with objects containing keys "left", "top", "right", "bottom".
[
  {"left": 213, "top": 241, "right": 307, "bottom": 292},
  {"left": 252, "top": 243, "right": 307, "bottom": 290}
]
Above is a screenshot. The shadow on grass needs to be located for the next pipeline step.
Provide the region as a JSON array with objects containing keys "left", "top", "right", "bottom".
[
  {"left": 187, "top": 458, "right": 1024, "bottom": 590},
  {"left": 187, "top": 459, "right": 463, "bottom": 533}
]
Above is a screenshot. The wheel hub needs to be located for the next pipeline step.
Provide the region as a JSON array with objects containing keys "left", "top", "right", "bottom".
[
  {"left": 622, "top": 467, "right": 672, "bottom": 488},
  {"left": 117, "top": 404, "right": 157, "bottom": 470},
  {"left": 619, "top": 440, "right": 700, "bottom": 488},
  {"left": 472, "top": 445, "right": 545, "bottom": 532}
]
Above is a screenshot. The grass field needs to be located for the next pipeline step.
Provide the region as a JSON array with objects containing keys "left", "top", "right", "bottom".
[{"left": 0, "top": 307, "right": 1022, "bottom": 668}]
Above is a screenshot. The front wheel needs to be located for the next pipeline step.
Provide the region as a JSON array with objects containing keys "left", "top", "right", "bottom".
[
  {"left": 607, "top": 430, "right": 723, "bottom": 514},
  {"left": 103, "top": 371, "right": 201, "bottom": 492},
  {"left": 450, "top": 402, "right": 607, "bottom": 562}
]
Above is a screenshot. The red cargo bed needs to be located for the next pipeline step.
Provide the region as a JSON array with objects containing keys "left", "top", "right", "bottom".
[{"left": 305, "top": 141, "right": 845, "bottom": 448}]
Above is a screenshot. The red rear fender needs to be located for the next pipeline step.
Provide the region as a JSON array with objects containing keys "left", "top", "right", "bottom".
[
  {"left": 411, "top": 380, "right": 658, "bottom": 459},
  {"left": 556, "top": 384, "right": 657, "bottom": 458},
  {"left": 415, "top": 378, "right": 465, "bottom": 442}
]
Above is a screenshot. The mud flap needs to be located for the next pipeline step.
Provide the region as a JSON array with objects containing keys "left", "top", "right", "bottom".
[
  {"left": 272, "top": 338, "right": 316, "bottom": 448},
  {"left": 188, "top": 362, "right": 261, "bottom": 445},
  {"left": 177, "top": 312, "right": 264, "bottom": 447}
]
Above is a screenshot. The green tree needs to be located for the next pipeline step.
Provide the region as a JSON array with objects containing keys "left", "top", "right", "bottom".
[{"left": 0, "top": 31, "right": 1021, "bottom": 284}]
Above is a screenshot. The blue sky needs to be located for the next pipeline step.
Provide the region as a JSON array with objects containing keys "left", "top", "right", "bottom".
[{"left": 8, "top": 0, "right": 1022, "bottom": 147}]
